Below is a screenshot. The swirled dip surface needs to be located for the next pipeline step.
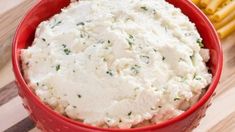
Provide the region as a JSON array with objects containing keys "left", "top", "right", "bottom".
[{"left": 21, "top": 0, "right": 212, "bottom": 128}]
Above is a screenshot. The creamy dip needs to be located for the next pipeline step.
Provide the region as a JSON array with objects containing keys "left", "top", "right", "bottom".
[{"left": 21, "top": 0, "right": 212, "bottom": 128}]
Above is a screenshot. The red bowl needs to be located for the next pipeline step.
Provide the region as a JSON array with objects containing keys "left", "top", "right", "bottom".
[{"left": 12, "top": 0, "right": 223, "bottom": 131}]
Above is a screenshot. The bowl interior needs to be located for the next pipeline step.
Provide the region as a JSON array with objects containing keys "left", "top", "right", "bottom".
[{"left": 12, "top": 0, "right": 222, "bottom": 131}]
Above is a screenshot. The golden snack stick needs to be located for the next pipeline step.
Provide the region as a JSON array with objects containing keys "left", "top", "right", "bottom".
[
  {"left": 205, "top": 0, "right": 227, "bottom": 14},
  {"left": 192, "top": 0, "right": 200, "bottom": 5},
  {"left": 200, "top": 0, "right": 210, "bottom": 8},
  {"left": 213, "top": 11, "right": 235, "bottom": 29},
  {"left": 217, "top": 19, "right": 235, "bottom": 39},
  {"left": 214, "top": 1, "right": 235, "bottom": 22}
]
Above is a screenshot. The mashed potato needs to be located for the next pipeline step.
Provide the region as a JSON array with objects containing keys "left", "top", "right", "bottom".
[{"left": 21, "top": 0, "right": 212, "bottom": 128}]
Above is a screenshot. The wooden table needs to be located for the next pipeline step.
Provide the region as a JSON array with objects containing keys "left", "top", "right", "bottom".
[{"left": 0, "top": 0, "right": 235, "bottom": 131}]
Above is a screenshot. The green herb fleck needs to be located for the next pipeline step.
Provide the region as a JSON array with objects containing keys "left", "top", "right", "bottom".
[
  {"left": 190, "top": 52, "right": 195, "bottom": 66},
  {"left": 36, "top": 82, "right": 39, "bottom": 86},
  {"left": 179, "top": 58, "right": 185, "bottom": 62},
  {"left": 153, "top": 48, "right": 157, "bottom": 52},
  {"left": 64, "top": 48, "right": 71, "bottom": 55},
  {"left": 196, "top": 39, "right": 204, "bottom": 48},
  {"left": 174, "top": 97, "right": 180, "bottom": 101},
  {"left": 106, "top": 69, "right": 113, "bottom": 76},
  {"left": 77, "top": 94, "right": 82, "bottom": 98},
  {"left": 108, "top": 40, "right": 111, "bottom": 43},
  {"left": 193, "top": 73, "right": 197, "bottom": 79},
  {"left": 162, "top": 56, "right": 166, "bottom": 61},
  {"left": 73, "top": 106, "right": 77, "bottom": 108},
  {"left": 127, "top": 39, "right": 134, "bottom": 49},
  {"left": 42, "top": 38, "right": 46, "bottom": 42},
  {"left": 62, "top": 44, "right": 66, "bottom": 48},
  {"left": 195, "top": 77, "right": 201, "bottom": 80},
  {"left": 51, "top": 21, "right": 62, "bottom": 29},
  {"left": 128, "top": 111, "right": 132, "bottom": 116},
  {"left": 140, "top": 55, "right": 150, "bottom": 64},
  {"left": 77, "top": 22, "right": 85, "bottom": 26},
  {"left": 134, "top": 87, "right": 140, "bottom": 91},
  {"left": 140, "top": 6, "right": 148, "bottom": 11},
  {"left": 131, "top": 65, "right": 141, "bottom": 75},
  {"left": 129, "top": 34, "right": 134, "bottom": 39},
  {"left": 56, "top": 64, "right": 60, "bottom": 71}
]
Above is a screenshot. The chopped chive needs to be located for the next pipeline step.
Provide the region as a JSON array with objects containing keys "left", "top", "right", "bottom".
[
  {"left": 51, "top": 21, "right": 62, "bottom": 29},
  {"left": 131, "top": 65, "right": 141, "bottom": 75},
  {"left": 64, "top": 48, "right": 71, "bottom": 55},
  {"left": 140, "top": 55, "right": 150, "bottom": 64},
  {"left": 129, "top": 34, "right": 134, "bottom": 39},
  {"left": 140, "top": 6, "right": 148, "bottom": 11},
  {"left": 162, "top": 56, "right": 166, "bottom": 61},
  {"left": 128, "top": 111, "right": 132, "bottom": 116},
  {"left": 62, "top": 44, "right": 66, "bottom": 48},
  {"left": 77, "top": 94, "right": 82, "bottom": 98},
  {"left": 134, "top": 87, "right": 140, "bottom": 91},
  {"left": 77, "top": 22, "right": 85, "bottom": 26},
  {"left": 174, "top": 97, "right": 180, "bottom": 101},
  {"left": 36, "top": 82, "right": 39, "bottom": 86},
  {"left": 42, "top": 38, "right": 46, "bottom": 42},
  {"left": 56, "top": 64, "right": 60, "bottom": 71},
  {"left": 106, "top": 69, "right": 113, "bottom": 76},
  {"left": 193, "top": 73, "right": 197, "bottom": 79},
  {"left": 196, "top": 39, "right": 204, "bottom": 48},
  {"left": 153, "top": 48, "right": 157, "bottom": 52},
  {"left": 127, "top": 39, "right": 134, "bottom": 49}
]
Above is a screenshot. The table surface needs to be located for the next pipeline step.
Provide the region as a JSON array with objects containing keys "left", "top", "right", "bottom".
[{"left": 0, "top": 0, "right": 235, "bottom": 132}]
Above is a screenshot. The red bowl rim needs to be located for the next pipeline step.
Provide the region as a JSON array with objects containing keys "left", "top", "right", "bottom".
[{"left": 12, "top": 0, "right": 223, "bottom": 131}]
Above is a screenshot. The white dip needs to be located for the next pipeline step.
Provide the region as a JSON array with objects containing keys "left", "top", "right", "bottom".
[{"left": 21, "top": 0, "right": 212, "bottom": 128}]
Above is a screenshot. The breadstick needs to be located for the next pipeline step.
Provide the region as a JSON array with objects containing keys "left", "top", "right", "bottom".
[
  {"left": 217, "top": 19, "right": 235, "bottom": 39},
  {"left": 200, "top": 0, "right": 210, "bottom": 8},
  {"left": 205, "top": 0, "right": 227, "bottom": 14},
  {"left": 214, "top": 1, "right": 235, "bottom": 22},
  {"left": 213, "top": 11, "right": 235, "bottom": 29}
]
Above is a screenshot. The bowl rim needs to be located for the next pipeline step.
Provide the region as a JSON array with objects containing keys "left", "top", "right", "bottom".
[{"left": 12, "top": 0, "right": 223, "bottom": 131}]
